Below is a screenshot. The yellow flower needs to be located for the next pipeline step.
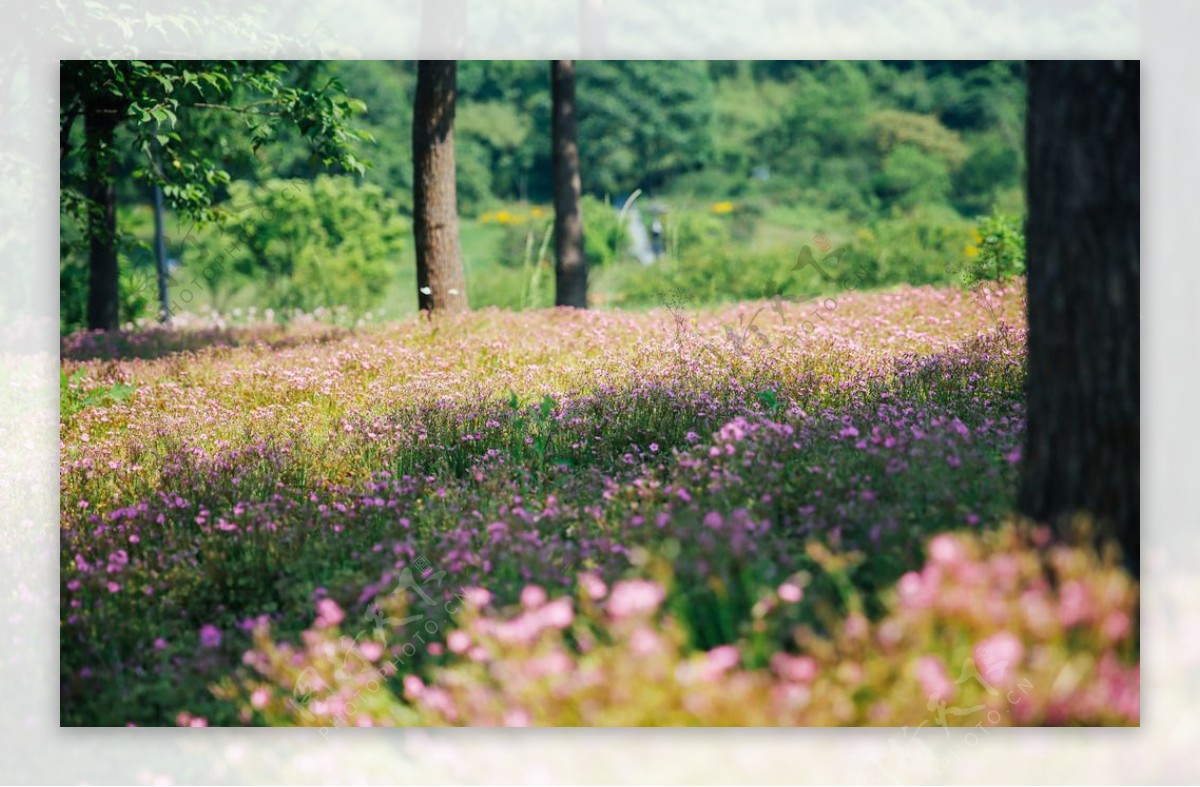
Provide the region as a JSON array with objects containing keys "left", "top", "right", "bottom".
[
  {"left": 530, "top": 206, "right": 546, "bottom": 218},
  {"left": 711, "top": 201, "right": 735, "bottom": 215},
  {"left": 965, "top": 245, "right": 979, "bottom": 257}
]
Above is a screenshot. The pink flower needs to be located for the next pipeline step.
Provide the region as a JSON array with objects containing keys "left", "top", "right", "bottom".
[
  {"left": 251, "top": 688, "right": 270, "bottom": 709},
  {"left": 580, "top": 572, "right": 607, "bottom": 600},
  {"left": 703, "top": 511, "right": 724, "bottom": 529},
  {"left": 1102, "top": 611, "right": 1132, "bottom": 642},
  {"left": 771, "top": 653, "right": 817, "bottom": 683},
  {"left": 359, "top": 641, "right": 385, "bottom": 662},
  {"left": 1057, "top": 580, "right": 1092, "bottom": 627},
  {"left": 844, "top": 612, "right": 869, "bottom": 641},
  {"left": 606, "top": 579, "right": 665, "bottom": 620},
  {"left": 897, "top": 571, "right": 933, "bottom": 609},
  {"left": 629, "top": 626, "right": 662, "bottom": 656},
  {"left": 494, "top": 615, "right": 540, "bottom": 646},
  {"left": 915, "top": 655, "right": 954, "bottom": 703},
  {"left": 403, "top": 674, "right": 425, "bottom": 699},
  {"left": 528, "top": 651, "right": 573, "bottom": 677},
  {"left": 447, "top": 630, "right": 471, "bottom": 654},
  {"left": 199, "top": 624, "right": 222, "bottom": 649},
  {"left": 537, "top": 598, "right": 574, "bottom": 629},
  {"left": 462, "top": 587, "right": 492, "bottom": 609},
  {"left": 503, "top": 708, "right": 531, "bottom": 727},
  {"left": 974, "top": 632, "right": 1023, "bottom": 685},
  {"left": 520, "top": 585, "right": 547, "bottom": 609},
  {"left": 928, "top": 534, "right": 965, "bottom": 566},
  {"left": 706, "top": 645, "right": 740, "bottom": 673},
  {"left": 175, "top": 712, "right": 207, "bottom": 727},
  {"left": 315, "top": 598, "right": 344, "bottom": 628},
  {"left": 153, "top": 637, "right": 168, "bottom": 651},
  {"left": 777, "top": 582, "right": 803, "bottom": 603}
]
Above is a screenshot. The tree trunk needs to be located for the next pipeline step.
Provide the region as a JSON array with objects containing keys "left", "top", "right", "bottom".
[
  {"left": 552, "top": 59, "right": 587, "bottom": 309},
  {"left": 85, "top": 99, "right": 120, "bottom": 331},
  {"left": 412, "top": 60, "right": 468, "bottom": 314},
  {"left": 1020, "top": 60, "right": 1140, "bottom": 576}
]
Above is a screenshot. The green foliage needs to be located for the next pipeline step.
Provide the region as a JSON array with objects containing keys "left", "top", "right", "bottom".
[
  {"left": 59, "top": 60, "right": 1030, "bottom": 330},
  {"left": 60, "top": 60, "right": 371, "bottom": 237},
  {"left": 60, "top": 369, "right": 136, "bottom": 420},
  {"left": 952, "top": 211, "right": 1027, "bottom": 287},
  {"left": 874, "top": 144, "right": 954, "bottom": 210},
  {"left": 576, "top": 61, "right": 716, "bottom": 195},
  {"left": 581, "top": 195, "right": 623, "bottom": 267},
  {"left": 868, "top": 109, "right": 970, "bottom": 168},
  {"left": 840, "top": 209, "right": 977, "bottom": 289},
  {"left": 188, "top": 177, "right": 407, "bottom": 313}
]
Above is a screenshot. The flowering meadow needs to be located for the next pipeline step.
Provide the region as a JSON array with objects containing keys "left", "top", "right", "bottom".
[{"left": 59, "top": 280, "right": 1140, "bottom": 727}]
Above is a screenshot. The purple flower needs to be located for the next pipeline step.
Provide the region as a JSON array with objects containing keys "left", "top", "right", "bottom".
[{"left": 199, "top": 624, "right": 222, "bottom": 648}]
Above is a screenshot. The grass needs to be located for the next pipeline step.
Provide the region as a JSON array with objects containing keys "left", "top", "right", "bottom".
[{"left": 58, "top": 279, "right": 1137, "bottom": 727}]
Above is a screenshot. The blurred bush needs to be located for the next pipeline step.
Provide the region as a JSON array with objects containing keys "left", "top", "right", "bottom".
[
  {"left": 186, "top": 176, "right": 407, "bottom": 315},
  {"left": 227, "top": 524, "right": 1138, "bottom": 727},
  {"left": 946, "top": 210, "right": 1027, "bottom": 289}
]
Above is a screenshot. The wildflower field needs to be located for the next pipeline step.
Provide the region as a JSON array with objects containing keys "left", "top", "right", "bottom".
[{"left": 59, "top": 280, "right": 1139, "bottom": 727}]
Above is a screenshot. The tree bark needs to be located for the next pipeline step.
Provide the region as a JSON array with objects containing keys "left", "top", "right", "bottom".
[
  {"left": 85, "top": 99, "right": 120, "bottom": 332},
  {"left": 1020, "top": 60, "right": 1140, "bottom": 576},
  {"left": 552, "top": 59, "right": 587, "bottom": 308},
  {"left": 412, "top": 60, "right": 468, "bottom": 314}
]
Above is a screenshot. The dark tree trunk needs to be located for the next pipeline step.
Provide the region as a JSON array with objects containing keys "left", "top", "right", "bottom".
[
  {"left": 1020, "top": 60, "right": 1140, "bottom": 576},
  {"left": 412, "top": 60, "right": 468, "bottom": 314},
  {"left": 85, "top": 99, "right": 120, "bottom": 331},
  {"left": 552, "top": 59, "right": 587, "bottom": 309}
]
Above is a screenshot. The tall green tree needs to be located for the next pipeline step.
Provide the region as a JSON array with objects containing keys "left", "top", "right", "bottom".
[
  {"left": 552, "top": 60, "right": 587, "bottom": 308},
  {"left": 60, "top": 60, "right": 369, "bottom": 330},
  {"left": 1020, "top": 60, "right": 1140, "bottom": 576},
  {"left": 412, "top": 61, "right": 468, "bottom": 313},
  {"left": 576, "top": 60, "right": 714, "bottom": 195}
]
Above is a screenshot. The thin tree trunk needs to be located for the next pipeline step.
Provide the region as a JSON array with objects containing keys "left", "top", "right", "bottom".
[
  {"left": 153, "top": 184, "right": 170, "bottom": 323},
  {"left": 1020, "top": 60, "right": 1140, "bottom": 575},
  {"left": 552, "top": 59, "right": 587, "bottom": 308},
  {"left": 85, "top": 100, "right": 120, "bottom": 332},
  {"left": 412, "top": 60, "right": 468, "bottom": 314}
]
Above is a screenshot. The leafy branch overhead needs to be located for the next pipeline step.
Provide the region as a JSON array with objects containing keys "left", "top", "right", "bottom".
[{"left": 60, "top": 60, "right": 372, "bottom": 225}]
